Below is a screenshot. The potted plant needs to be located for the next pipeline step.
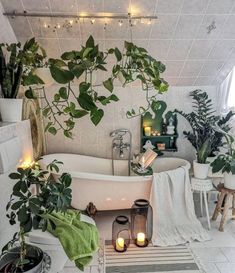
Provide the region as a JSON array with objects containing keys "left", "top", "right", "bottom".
[
  {"left": 0, "top": 38, "right": 46, "bottom": 122},
  {"left": 0, "top": 159, "right": 72, "bottom": 272},
  {"left": 211, "top": 130, "right": 235, "bottom": 189}
]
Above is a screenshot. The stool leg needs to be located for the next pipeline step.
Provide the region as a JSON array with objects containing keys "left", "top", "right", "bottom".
[
  {"left": 200, "top": 191, "right": 203, "bottom": 217},
  {"left": 219, "top": 194, "right": 232, "bottom": 232},
  {"left": 233, "top": 193, "right": 235, "bottom": 220},
  {"left": 212, "top": 191, "right": 225, "bottom": 221},
  {"left": 203, "top": 191, "right": 211, "bottom": 230}
]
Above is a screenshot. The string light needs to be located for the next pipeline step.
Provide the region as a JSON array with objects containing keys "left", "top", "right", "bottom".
[
  {"left": 147, "top": 19, "right": 152, "bottom": 25},
  {"left": 118, "top": 20, "right": 123, "bottom": 27},
  {"left": 57, "top": 23, "right": 61, "bottom": 29},
  {"left": 90, "top": 17, "right": 95, "bottom": 24},
  {"left": 69, "top": 19, "right": 73, "bottom": 25}
]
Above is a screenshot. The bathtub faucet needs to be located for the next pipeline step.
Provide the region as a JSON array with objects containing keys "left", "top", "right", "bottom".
[{"left": 110, "top": 129, "right": 132, "bottom": 176}]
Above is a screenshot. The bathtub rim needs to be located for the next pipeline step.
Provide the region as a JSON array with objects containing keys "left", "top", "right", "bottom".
[{"left": 40, "top": 153, "right": 190, "bottom": 182}]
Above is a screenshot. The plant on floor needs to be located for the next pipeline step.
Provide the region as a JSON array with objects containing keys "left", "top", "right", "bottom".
[
  {"left": 0, "top": 160, "right": 72, "bottom": 273},
  {"left": 0, "top": 38, "right": 46, "bottom": 98},
  {"left": 25, "top": 36, "right": 168, "bottom": 138},
  {"left": 175, "top": 89, "right": 234, "bottom": 163}
]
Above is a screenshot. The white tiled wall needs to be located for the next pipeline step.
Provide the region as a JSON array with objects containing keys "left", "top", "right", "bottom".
[
  {"left": 45, "top": 85, "right": 218, "bottom": 163},
  {"left": 0, "top": 2, "right": 16, "bottom": 43}
]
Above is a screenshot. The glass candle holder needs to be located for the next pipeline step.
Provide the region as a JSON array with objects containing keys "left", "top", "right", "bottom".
[
  {"left": 144, "top": 126, "right": 151, "bottom": 136},
  {"left": 112, "top": 215, "right": 130, "bottom": 252}
]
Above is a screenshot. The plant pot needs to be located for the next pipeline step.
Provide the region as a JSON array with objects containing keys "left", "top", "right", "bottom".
[
  {"left": 224, "top": 172, "right": 235, "bottom": 190},
  {"left": 0, "top": 245, "right": 44, "bottom": 273},
  {"left": 34, "top": 68, "right": 54, "bottom": 86},
  {"left": 0, "top": 98, "right": 23, "bottom": 122},
  {"left": 193, "top": 160, "right": 210, "bottom": 179}
]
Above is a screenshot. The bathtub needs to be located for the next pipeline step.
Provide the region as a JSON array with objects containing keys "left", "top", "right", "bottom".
[{"left": 41, "top": 153, "right": 190, "bottom": 211}]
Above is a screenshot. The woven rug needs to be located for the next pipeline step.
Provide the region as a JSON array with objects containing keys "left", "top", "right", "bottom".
[{"left": 105, "top": 243, "right": 202, "bottom": 273}]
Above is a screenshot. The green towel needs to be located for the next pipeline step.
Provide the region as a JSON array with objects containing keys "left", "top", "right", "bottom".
[{"left": 42, "top": 210, "right": 99, "bottom": 271}]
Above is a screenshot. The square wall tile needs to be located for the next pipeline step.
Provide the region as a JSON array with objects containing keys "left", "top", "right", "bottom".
[
  {"left": 208, "top": 40, "right": 235, "bottom": 60},
  {"left": 22, "top": 0, "right": 50, "bottom": 12},
  {"left": 194, "top": 77, "right": 213, "bottom": 86},
  {"left": 156, "top": 0, "right": 183, "bottom": 14},
  {"left": 164, "top": 77, "right": 179, "bottom": 86},
  {"left": 80, "top": 19, "right": 105, "bottom": 40},
  {"left": 29, "top": 17, "right": 58, "bottom": 38},
  {"left": 196, "top": 15, "right": 227, "bottom": 39},
  {"left": 174, "top": 15, "right": 203, "bottom": 39},
  {"left": 221, "top": 15, "right": 235, "bottom": 39},
  {"left": 103, "top": 19, "right": 129, "bottom": 40},
  {"left": 131, "top": 22, "right": 152, "bottom": 39},
  {"left": 177, "top": 77, "right": 196, "bottom": 85},
  {"left": 78, "top": 0, "right": 104, "bottom": 13},
  {"left": 206, "top": 0, "right": 235, "bottom": 14},
  {"left": 163, "top": 60, "right": 184, "bottom": 76},
  {"left": 188, "top": 40, "right": 216, "bottom": 59},
  {"left": 49, "top": 0, "right": 78, "bottom": 13},
  {"left": 59, "top": 38, "right": 82, "bottom": 52},
  {"left": 199, "top": 60, "right": 224, "bottom": 76},
  {"left": 150, "top": 14, "right": 178, "bottom": 39},
  {"left": 167, "top": 39, "right": 193, "bottom": 60},
  {"left": 8, "top": 17, "right": 33, "bottom": 38},
  {"left": 37, "top": 38, "right": 61, "bottom": 58},
  {"left": 103, "top": 0, "right": 129, "bottom": 13},
  {"left": 148, "top": 39, "right": 171, "bottom": 59},
  {"left": 0, "top": 0, "right": 23, "bottom": 11},
  {"left": 180, "top": 60, "right": 204, "bottom": 77},
  {"left": 181, "top": 0, "right": 209, "bottom": 14},
  {"left": 129, "top": 0, "right": 156, "bottom": 15}
]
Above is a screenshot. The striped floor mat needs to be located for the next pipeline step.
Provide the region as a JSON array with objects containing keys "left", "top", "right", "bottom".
[{"left": 105, "top": 243, "right": 201, "bottom": 273}]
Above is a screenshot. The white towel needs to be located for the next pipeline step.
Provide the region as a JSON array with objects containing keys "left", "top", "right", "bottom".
[{"left": 150, "top": 166, "right": 210, "bottom": 246}]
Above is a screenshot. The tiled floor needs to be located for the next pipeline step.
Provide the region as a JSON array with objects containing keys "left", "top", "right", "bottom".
[{"left": 62, "top": 196, "right": 235, "bottom": 273}]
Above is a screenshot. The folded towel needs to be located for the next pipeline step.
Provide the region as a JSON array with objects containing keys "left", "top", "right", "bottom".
[
  {"left": 150, "top": 166, "right": 210, "bottom": 246},
  {"left": 43, "top": 209, "right": 99, "bottom": 271}
]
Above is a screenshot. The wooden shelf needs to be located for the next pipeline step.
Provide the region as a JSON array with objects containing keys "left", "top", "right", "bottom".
[{"left": 142, "top": 134, "right": 178, "bottom": 139}]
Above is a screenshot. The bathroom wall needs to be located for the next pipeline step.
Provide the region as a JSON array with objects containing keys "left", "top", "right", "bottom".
[
  {"left": 0, "top": 120, "right": 33, "bottom": 249},
  {"left": 45, "top": 84, "right": 218, "bottom": 163},
  {"left": 0, "top": 2, "right": 16, "bottom": 43}
]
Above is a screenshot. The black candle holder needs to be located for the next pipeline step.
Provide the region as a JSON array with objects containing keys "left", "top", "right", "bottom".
[{"left": 112, "top": 215, "right": 130, "bottom": 253}]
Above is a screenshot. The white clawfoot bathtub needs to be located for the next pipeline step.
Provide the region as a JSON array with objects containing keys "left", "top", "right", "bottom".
[{"left": 41, "top": 153, "right": 190, "bottom": 211}]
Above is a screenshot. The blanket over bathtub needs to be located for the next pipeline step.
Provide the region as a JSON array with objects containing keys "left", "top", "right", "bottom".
[
  {"left": 150, "top": 166, "right": 210, "bottom": 246},
  {"left": 43, "top": 209, "right": 99, "bottom": 271}
]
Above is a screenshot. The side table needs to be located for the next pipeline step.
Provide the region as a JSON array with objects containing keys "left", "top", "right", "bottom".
[{"left": 191, "top": 177, "right": 213, "bottom": 230}]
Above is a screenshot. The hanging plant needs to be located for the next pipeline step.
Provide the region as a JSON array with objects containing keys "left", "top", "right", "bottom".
[{"left": 25, "top": 36, "right": 168, "bottom": 138}]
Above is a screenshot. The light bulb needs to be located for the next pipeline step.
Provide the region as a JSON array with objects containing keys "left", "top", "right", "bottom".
[
  {"left": 43, "top": 23, "right": 47, "bottom": 28},
  {"left": 57, "top": 23, "right": 61, "bottom": 29},
  {"left": 118, "top": 20, "right": 123, "bottom": 27},
  {"left": 69, "top": 19, "right": 73, "bottom": 25},
  {"left": 90, "top": 18, "right": 95, "bottom": 24},
  {"left": 147, "top": 19, "right": 152, "bottom": 25}
]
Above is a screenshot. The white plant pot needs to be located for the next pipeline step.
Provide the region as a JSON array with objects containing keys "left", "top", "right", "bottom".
[
  {"left": 193, "top": 160, "right": 210, "bottom": 179},
  {"left": 224, "top": 172, "right": 235, "bottom": 190},
  {"left": 0, "top": 98, "right": 23, "bottom": 122},
  {"left": 34, "top": 68, "right": 54, "bottom": 86}
]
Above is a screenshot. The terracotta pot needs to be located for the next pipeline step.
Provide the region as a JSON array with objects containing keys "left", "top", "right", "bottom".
[
  {"left": 193, "top": 160, "right": 210, "bottom": 179},
  {"left": 0, "top": 98, "right": 23, "bottom": 122}
]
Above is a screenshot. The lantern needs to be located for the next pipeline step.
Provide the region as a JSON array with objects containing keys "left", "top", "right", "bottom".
[
  {"left": 131, "top": 199, "right": 153, "bottom": 247},
  {"left": 112, "top": 215, "right": 131, "bottom": 252}
]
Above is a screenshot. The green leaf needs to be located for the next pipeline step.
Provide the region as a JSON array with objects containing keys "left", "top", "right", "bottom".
[
  {"left": 42, "top": 107, "right": 51, "bottom": 117},
  {"left": 114, "top": 47, "right": 122, "bottom": 61},
  {"left": 68, "top": 63, "right": 84, "bottom": 78},
  {"left": 9, "top": 173, "right": 21, "bottom": 180},
  {"left": 86, "top": 35, "right": 95, "bottom": 48},
  {"left": 59, "top": 87, "right": 68, "bottom": 99},
  {"left": 61, "top": 173, "right": 72, "bottom": 187},
  {"left": 25, "top": 88, "right": 36, "bottom": 99},
  {"left": 54, "top": 93, "right": 60, "bottom": 102},
  {"left": 103, "top": 78, "right": 113, "bottom": 92},
  {"left": 11, "top": 201, "right": 23, "bottom": 210},
  {"left": 78, "top": 93, "right": 96, "bottom": 111},
  {"left": 61, "top": 51, "right": 76, "bottom": 60},
  {"left": 18, "top": 206, "right": 28, "bottom": 223},
  {"left": 90, "top": 108, "right": 104, "bottom": 125},
  {"left": 49, "top": 65, "right": 74, "bottom": 84},
  {"left": 79, "top": 82, "right": 90, "bottom": 93},
  {"left": 48, "top": 127, "right": 57, "bottom": 135},
  {"left": 71, "top": 109, "right": 88, "bottom": 118},
  {"left": 22, "top": 72, "right": 44, "bottom": 86},
  {"left": 83, "top": 47, "right": 93, "bottom": 58},
  {"left": 64, "top": 130, "right": 72, "bottom": 138}
]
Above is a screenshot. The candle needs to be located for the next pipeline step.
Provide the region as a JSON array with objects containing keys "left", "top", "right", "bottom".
[
  {"left": 137, "top": 232, "right": 146, "bottom": 246},
  {"left": 144, "top": 126, "right": 151, "bottom": 136},
  {"left": 116, "top": 237, "right": 125, "bottom": 252}
]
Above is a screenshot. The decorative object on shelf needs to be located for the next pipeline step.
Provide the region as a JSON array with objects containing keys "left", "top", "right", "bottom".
[
  {"left": 144, "top": 126, "right": 151, "bottom": 136},
  {"left": 0, "top": 160, "right": 72, "bottom": 273},
  {"left": 131, "top": 199, "right": 153, "bottom": 247},
  {"left": 176, "top": 89, "right": 234, "bottom": 179},
  {"left": 131, "top": 162, "right": 153, "bottom": 176},
  {"left": 139, "top": 149, "right": 158, "bottom": 169},
  {"left": 112, "top": 216, "right": 130, "bottom": 253},
  {"left": 166, "top": 115, "right": 176, "bottom": 135},
  {"left": 157, "top": 143, "right": 165, "bottom": 150},
  {"left": 143, "top": 140, "right": 155, "bottom": 150},
  {"left": 0, "top": 38, "right": 46, "bottom": 122},
  {"left": 211, "top": 130, "right": 235, "bottom": 190},
  {"left": 141, "top": 101, "right": 178, "bottom": 155}
]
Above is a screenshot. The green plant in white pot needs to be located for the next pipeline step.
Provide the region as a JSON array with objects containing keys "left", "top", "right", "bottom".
[
  {"left": 0, "top": 160, "right": 72, "bottom": 273},
  {"left": 211, "top": 131, "right": 235, "bottom": 189},
  {"left": 0, "top": 38, "right": 46, "bottom": 122}
]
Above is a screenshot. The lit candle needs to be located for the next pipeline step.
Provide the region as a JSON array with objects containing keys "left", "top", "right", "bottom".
[
  {"left": 137, "top": 232, "right": 146, "bottom": 246},
  {"left": 116, "top": 237, "right": 125, "bottom": 252},
  {"left": 140, "top": 156, "right": 145, "bottom": 169},
  {"left": 144, "top": 126, "right": 151, "bottom": 136}
]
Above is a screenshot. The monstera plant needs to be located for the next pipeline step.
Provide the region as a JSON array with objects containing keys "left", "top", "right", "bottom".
[{"left": 25, "top": 36, "right": 168, "bottom": 138}]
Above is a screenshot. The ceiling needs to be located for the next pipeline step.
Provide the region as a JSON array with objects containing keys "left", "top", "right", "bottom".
[{"left": 1, "top": 0, "right": 235, "bottom": 86}]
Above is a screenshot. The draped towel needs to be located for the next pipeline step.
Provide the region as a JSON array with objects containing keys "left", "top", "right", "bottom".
[{"left": 150, "top": 166, "right": 210, "bottom": 246}]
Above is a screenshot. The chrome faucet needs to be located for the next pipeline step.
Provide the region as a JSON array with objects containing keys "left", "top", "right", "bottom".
[{"left": 110, "top": 129, "right": 132, "bottom": 176}]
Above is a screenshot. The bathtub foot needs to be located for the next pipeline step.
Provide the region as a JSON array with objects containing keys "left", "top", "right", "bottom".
[{"left": 86, "top": 202, "right": 97, "bottom": 218}]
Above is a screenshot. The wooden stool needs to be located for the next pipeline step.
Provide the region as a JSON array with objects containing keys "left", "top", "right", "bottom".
[{"left": 212, "top": 183, "right": 235, "bottom": 231}]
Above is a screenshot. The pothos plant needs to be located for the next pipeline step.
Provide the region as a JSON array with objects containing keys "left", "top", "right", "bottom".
[
  {"left": 25, "top": 36, "right": 168, "bottom": 138},
  {"left": 1, "top": 160, "right": 72, "bottom": 272}
]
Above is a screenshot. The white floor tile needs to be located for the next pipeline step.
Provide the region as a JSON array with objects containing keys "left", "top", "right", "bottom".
[
  {"left": 215, "top": 263, "right": 235, "bottom": 273},
  {"left": 199, "top": 262, "right": 220, "bottom": 273},
  {"left": 191, "top": 248, "right": 228, "bottom": 263},
  {"left": 220, "top": 247, "right": 235, "bottom": 262}
]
